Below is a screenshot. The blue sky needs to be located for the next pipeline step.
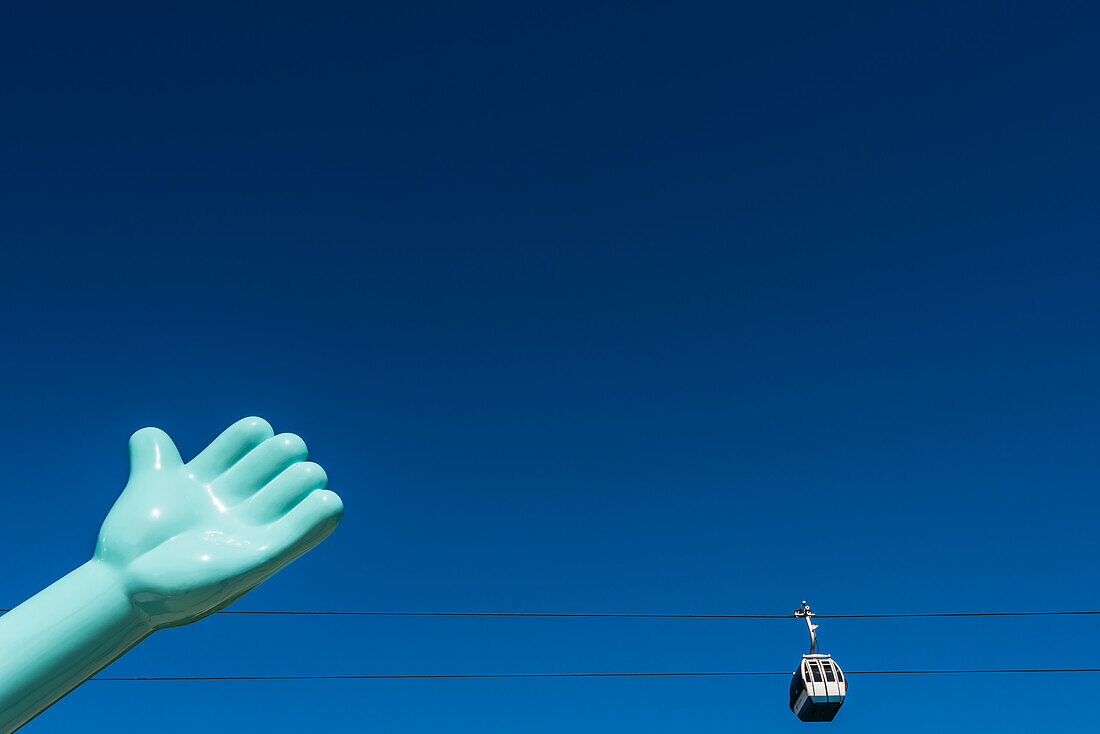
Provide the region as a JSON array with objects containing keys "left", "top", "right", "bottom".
[{"left": 2, "top": 1, "right": 1098, "bottom": 731}]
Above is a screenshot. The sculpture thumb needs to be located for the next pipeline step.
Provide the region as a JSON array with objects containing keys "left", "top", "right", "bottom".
[{"left": 128, "top": 427, "right": 183, "bottom": 476}]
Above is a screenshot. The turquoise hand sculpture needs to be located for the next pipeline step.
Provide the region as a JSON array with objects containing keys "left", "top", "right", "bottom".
[{"left": 0, "top": 418, "right": 343, "bottom": 733}]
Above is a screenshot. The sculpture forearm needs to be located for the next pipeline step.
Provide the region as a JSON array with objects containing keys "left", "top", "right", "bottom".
[{"left": 0, "top": 560, "right": 150, "bottom": 733}]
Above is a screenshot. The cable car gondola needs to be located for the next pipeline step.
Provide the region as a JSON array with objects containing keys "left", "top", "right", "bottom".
[{"left": 789, "top": 602, "right": 846, "bottom": 722}]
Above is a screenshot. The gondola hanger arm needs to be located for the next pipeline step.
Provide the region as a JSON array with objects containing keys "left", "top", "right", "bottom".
[{"left": 795, "top": 601, "right": 819, "bottom": 655}]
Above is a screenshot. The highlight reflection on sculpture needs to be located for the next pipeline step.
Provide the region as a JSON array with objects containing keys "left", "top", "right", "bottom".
[{"left": 0, "top": 418, "right": 344, "bottom": 733}]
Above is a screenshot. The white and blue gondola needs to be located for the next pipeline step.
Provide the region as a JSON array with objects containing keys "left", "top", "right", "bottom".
[{"left": 789, "top": 654, "right": 847, "bottom": 722}]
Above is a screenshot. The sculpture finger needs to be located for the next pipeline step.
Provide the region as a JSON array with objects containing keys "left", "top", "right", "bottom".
[
  {"left": 188, "top": 417, "right": 274, "bottom": 481},
  {"left": 264, "top": 489, "right": 344, "bottom": 566},
  {"left": 242, "top": 461, "right": 328, "bottom": 524},
  {"left": 213, "top": 433, "right": 308, "bottom": 504},
  {"left": 128, "top": 427, "right": 183, "bottom": 478}
]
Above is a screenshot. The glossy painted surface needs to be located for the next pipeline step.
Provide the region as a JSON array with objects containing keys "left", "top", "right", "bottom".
[{"left": 0, "top": 418, "right": 343, "bottom": 733}]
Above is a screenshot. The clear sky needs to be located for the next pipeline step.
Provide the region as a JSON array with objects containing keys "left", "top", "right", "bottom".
[{"left": 2, "top": 1, "right": 1098, "bottom": 731}]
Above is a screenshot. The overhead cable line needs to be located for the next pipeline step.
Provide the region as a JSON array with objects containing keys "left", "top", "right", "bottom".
[
  {"left": 89, "top": 668, "right": 1100, "bottom": 681},
  {"left": 815, "top": 611, "right": 1100, "bottom": 619},
  {"left": 219, "top": 609, "right": 1100, "bottom": 618},
  {"left": 219, "top": 610, "right": 789, "bottom": 618},
  {"left": 5, "top": 609, "right": 1099, "bottom": 618}
]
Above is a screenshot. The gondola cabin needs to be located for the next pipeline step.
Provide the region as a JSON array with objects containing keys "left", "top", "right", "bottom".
[{"left": 789, "top": 654, "right": 846, "bottom": 722}]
